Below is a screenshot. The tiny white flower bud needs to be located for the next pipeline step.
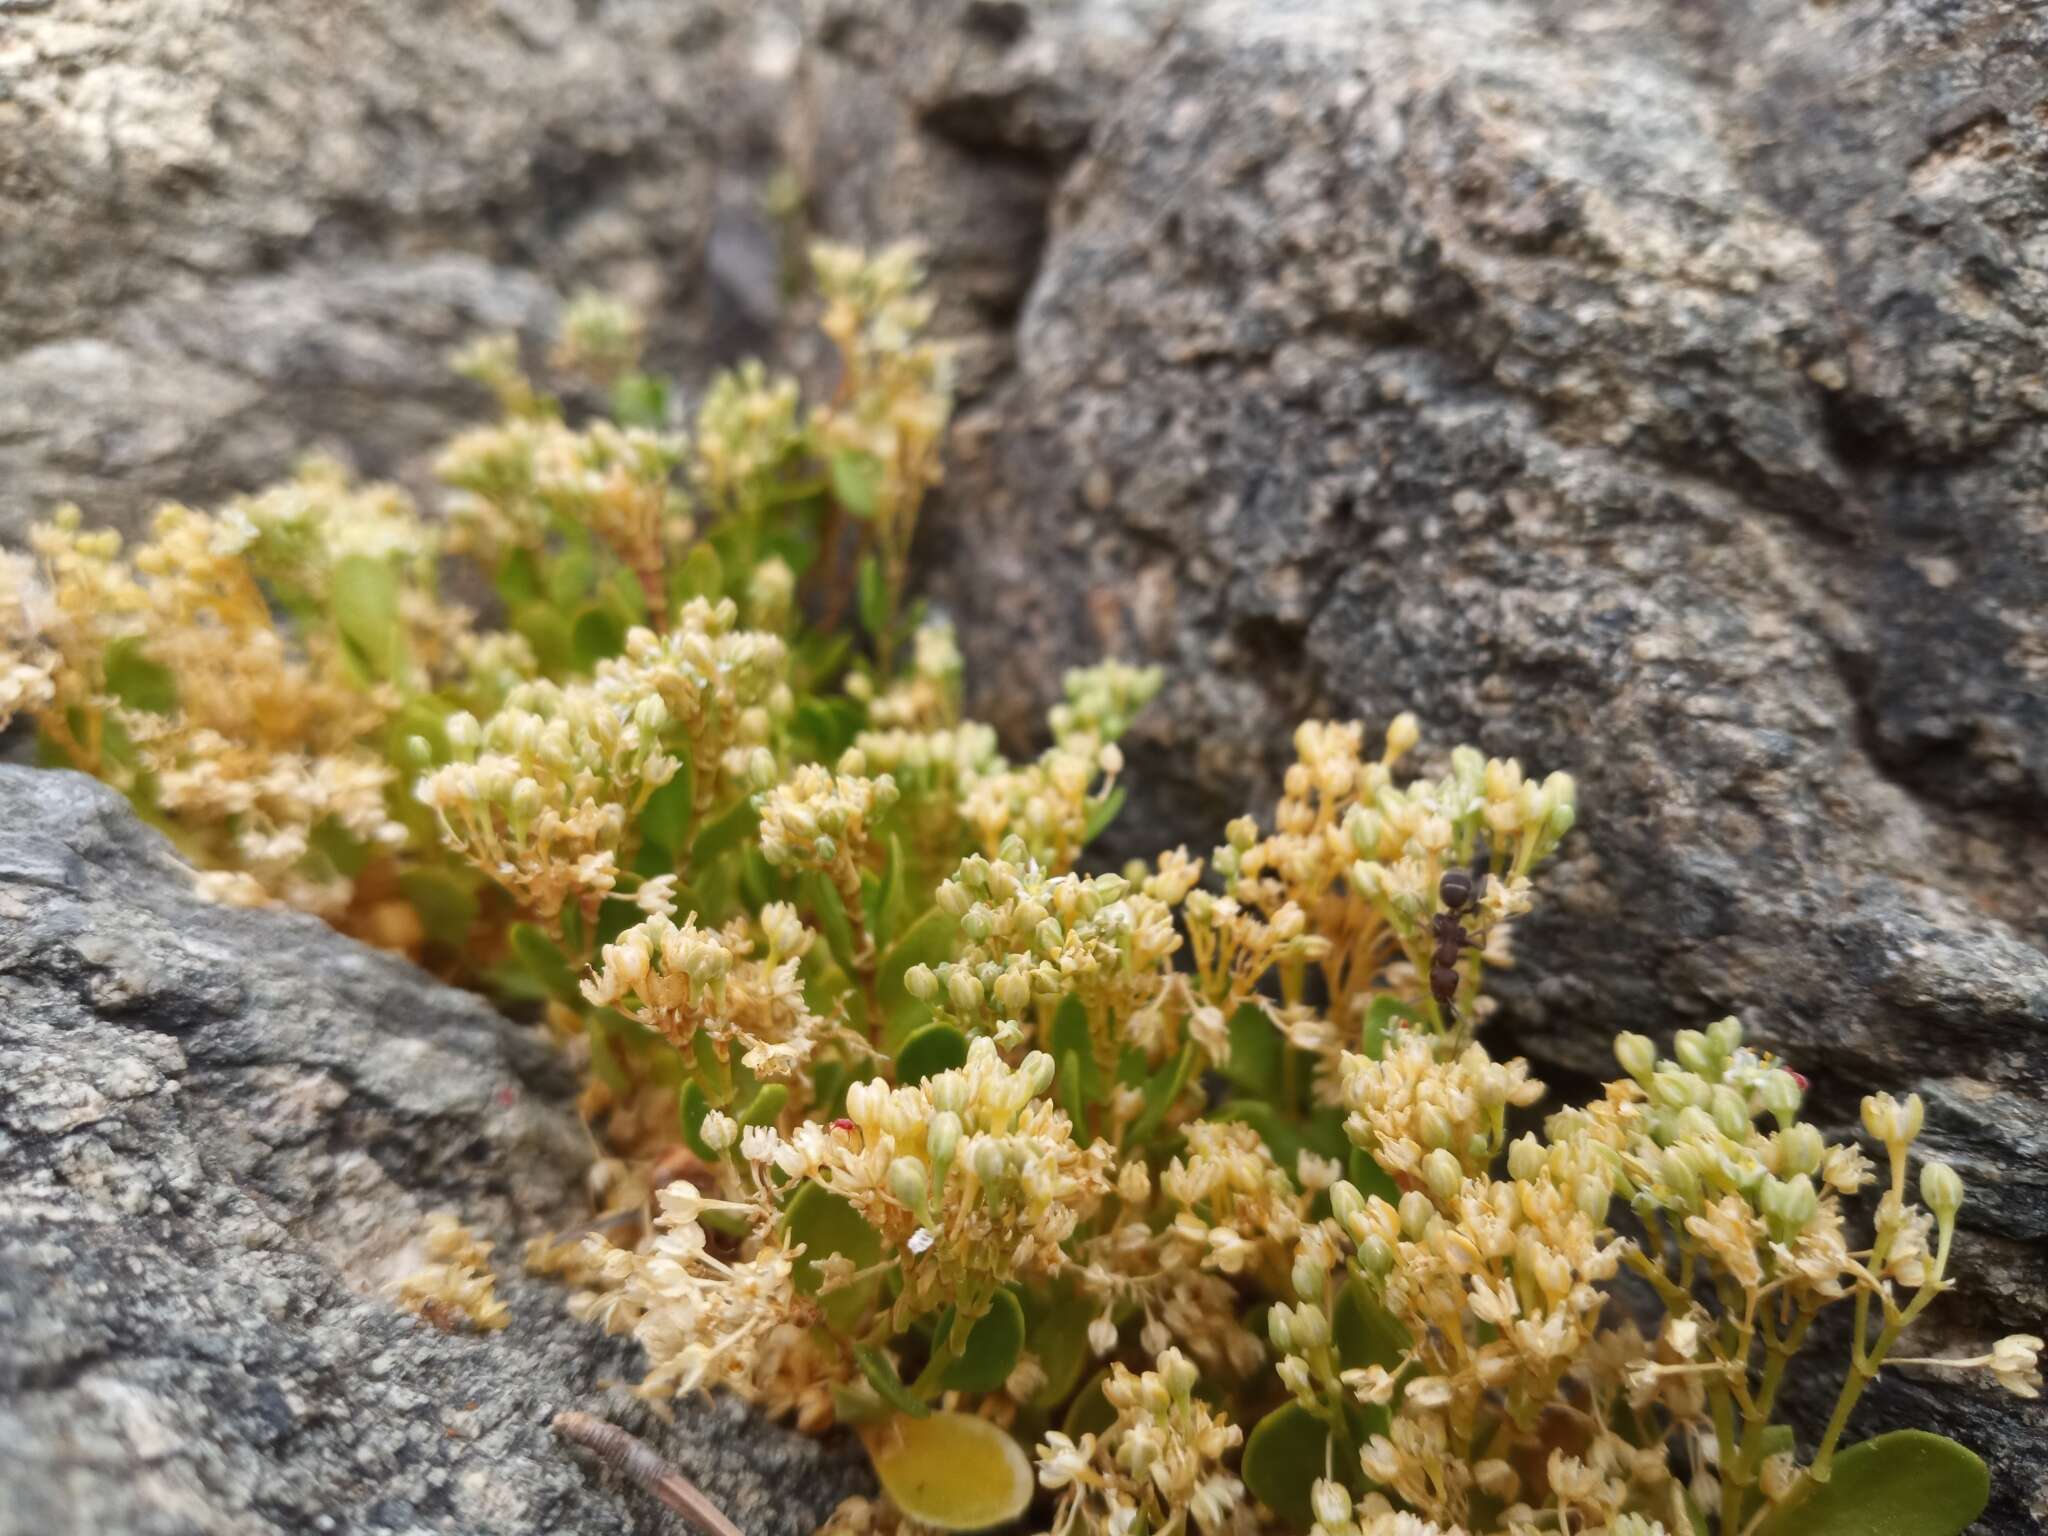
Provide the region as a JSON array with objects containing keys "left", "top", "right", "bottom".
[
  {"left": 887, "top": 1156, "right": 929, "bottom": 1212},
  {"left": 1422, "top": 1148, "right": 1462, "bottom": 1203},
  {"left": 445, "top": 711, "right": 481, "bottom": 756},
  {"left": 1614, "top": 1033, "right": 1656, "bottom": 1083},
  {"left": 928, "top": 1111, "right": 962, "bottom": 1168},
  {"left": 946, "top": 967, "right": 984, "bottom": 1012},
  {"left": 698, "top": 1110, "right": 737, "bottom": 1153},
  {"left": 1760, "top": 1069, "right": 1803, "bottom": 1126},
  {"left": 1312, "top": 1479, "right": 1353, "bottom": 1529},
  {"left": 1920, "top": 1160, "right": 1964, "bottom": 1220}
]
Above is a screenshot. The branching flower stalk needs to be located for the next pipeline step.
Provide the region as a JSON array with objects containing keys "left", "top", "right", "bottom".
[{"left": 2, "top": 245, "right": 2028, "bottom": 1536}]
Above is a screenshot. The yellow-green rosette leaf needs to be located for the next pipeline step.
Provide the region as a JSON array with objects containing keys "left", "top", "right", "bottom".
[{"left": 860, "top": 1412, "right": 1032, "bottom": 1532}]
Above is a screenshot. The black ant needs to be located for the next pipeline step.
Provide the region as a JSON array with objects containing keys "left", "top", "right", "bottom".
[{"left": 1428, "top": 851, "right": 1488, "bottom": 1024}]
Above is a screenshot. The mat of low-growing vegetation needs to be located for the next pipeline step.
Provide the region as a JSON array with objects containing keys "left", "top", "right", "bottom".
[{"left": 1, "top": 248, "right": 2034, "bottom": 1536}]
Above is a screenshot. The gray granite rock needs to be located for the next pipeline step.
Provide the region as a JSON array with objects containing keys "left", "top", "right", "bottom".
[
  {"left": 0, "top": 766, "right": 868, "bottom": 1536},
  {"left": 810, "top": 0, "right": 2048, "bottom": 1527},
  {"left": 0, "top": 0, "right": 800, "bottom": 543}
]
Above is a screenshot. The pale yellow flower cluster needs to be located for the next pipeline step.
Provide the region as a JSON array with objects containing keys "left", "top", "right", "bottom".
[
  {"left": 695, "top": 359, "right": 805, "bottom": 515},
  {"left": 1160, "top": 1119, "right": 1308, "bottom": 1289},
  {"left": 582, "top": 903, "right": 824, "bottom": 1078},
  {"left": 860, "top": 621, "right": 965, "bottom": 732},
  {"left": 440, "top": 398, "right": 691, "bottom": 616},
  {"left": 530, "top": 419, "right": 689, "bottom": 614},
  {"left": 756, "top": 762, "right": 900, "bottom": 905},
  {"left": 774, "top": 1038, "right": 1113, "bottom": 1322},
  {"left": 579, "top": 1180, "right": 845, "bottom": 1431},
  {"left": 450, "top": 331, "right": 548, "bottom": 420},
  {"left": 914, "top": 848, "right": 1189, "bottom": 1068},
  {"left": 416, "top": 602, "right": 786, "bottom": 921},
  {"left": 0, "top": 549, "right": 57, "bottom": 719},
  {"left": 810, "top": 242, "right": 949, "bottom": 529},
  {"left": 436, "top": 414, "right": 556, "bottom": 561},
  {"left": 3, "top": 498, "right": 429, "bottom": 916},
  {"left": 217, "top": 455, "right": 440, "bottom": 599},
  {"left": 1339, "top": 1037, "right": 1544, "bottom": 1183},
  {"left": 1036, "top": 1348, "right": 1251, "bottom": 1536},
  {"left": 1179, "top": 886, "right": 1333, "bottom": 1061},
  {"left": 1063, "top": 1154, "right": 1269, "bottom": 1382},
  {"left": 1312, "top": 1135, "right": 1635, "bottom": 1530},
  {"left": 396, "top": 1213, "right": 510, "bottom": 1333},
  {"left": 552, "top": 288, "right": 647, "bottom": 385},
  {"left": 958, "top": 735, "right": 1128, "bottom": 873}
]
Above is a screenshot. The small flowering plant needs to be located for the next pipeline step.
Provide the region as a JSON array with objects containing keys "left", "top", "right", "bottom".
[{"left": 2, "top": 249, "right": 2032, "bottom": 1536}]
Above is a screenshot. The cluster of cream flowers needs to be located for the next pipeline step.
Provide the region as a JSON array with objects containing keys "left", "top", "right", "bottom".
[
  {"left": 582, "top": 903, "right": 825, "bottom": 1078},
  {"left": 1037, "top": 1348, "right": 1251, "bottom": 1536},
  {"left": 775, "top": 1038, "right": 1114, "bottom": 1323},
  {"left": 0, "top": 491, "right": 443, "bottom": 919},
  {"left": 756, "top": 762, "right": 900, "bottom": 906},
  {"left": 695, "top": 359, "right": 805, "bottom": 515},
  {"left": 909, "top": 849, "right": 1191, "bottom": 1068},
  {"left": 415, "top": 601, "right": 787, "bottom": 922},
  {"left": 396, "top": 1213, "right": 510, "bottom": 1333},
  {"left": 580, "top": 1180, "right": 845, "bottom": 1432}
]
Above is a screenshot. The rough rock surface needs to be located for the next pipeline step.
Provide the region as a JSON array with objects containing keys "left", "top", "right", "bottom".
[
  {"left": 813, "top": 0, "right": 2048, "bottom": 1528},
  {"left": 0, "top": 0, "right": 798, "bottom": 543},
  {"left": 0, "top": 767, "right": 867, "bottom": 1536}
]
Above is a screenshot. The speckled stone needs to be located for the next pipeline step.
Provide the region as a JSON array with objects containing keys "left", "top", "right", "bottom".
[{"left": 0, "top": 768, "right": 869, "bottom": 1536}]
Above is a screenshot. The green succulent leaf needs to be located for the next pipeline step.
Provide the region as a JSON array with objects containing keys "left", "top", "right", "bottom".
[
  {"left": 804, "top": 872, "right": 860, "bottom": 980},
  {"left": 691, "top": 794, "right": 759, "bottom": 868},
  {"left": 1243, "top": 1402, "right": 1341, "bottom": 1530},
  {"left": 784, "top": 1183, "right": 883, "bottom": 1332},
  {"left": 671, "top": 541, "right": 724, "bottom": 608},
  {"left": 102, "top": 637, "right": 178, "bottom": 715},
  {"left": 1082, "top": 783, "right": 1127, "bottom": 845},
  {"left": 1361, "top": 995, "right": 1421, "bottom": 1061},
  {"left": 331, "top": 554, "right": 406, "bottom": 682},
  {"left": 511, "top": 602, "right": 574, "bottom": 673},
  {"left": 939, "top": 1289, "right": 1027, "bottom": 1393},
  {"left": 638, "top": 757, "right": 695, "bottom": 862},
  {"left": 571, "top": 603, "right": 626, "bottom": 667},
  {"left": 495, "top": 547, "right": 544, "bottom": 607},
  {"left": 1221, "top": 1002, "right": 1283, "bottom": 1098},
  {"left": 544, "top": 539, "right": 597, "bottom": 608},
  {"left": 1050, "top": 995, "right": 1104, "bottom": 1099},
  {"left": 1125, "top": 1042, "right": 1197, "bottom": 1148},
  {"left": 857, "top": 554, "right": 889, "bottom": 640},
  {"left": 510, "top": 922, "right": 582, "bottom": 1006},
  {"left": 1062, "top": 1368, "right": 1116, "bottom": 1439},
  {"left": 830, "top": 450, "right": 884, "bottom": 519},
  {"left": 861, "top": 1410, "right": 1033, "bottom": 1532},
  {"left": 1753, "top": 1431, "right": 1989, "bottom": 1536},
  {"left": 738, "top": 1082, "right": 789, "bottom": 1129},
  {"left": 896, "top": 1022, "right": 970, "bottom": 1087},
  {"left": 1334, "top": 1276, "right": 1409, "bottom": 1373},
  {"left": 877, "top": 906, "right": 958, "bottom": 1045},
  {"left": 853, "top": 1344, "right": 929, "bottom": 1419},
  {"left": 1024, "top": 1293, "right": 1096, "bottom": 1408}
]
